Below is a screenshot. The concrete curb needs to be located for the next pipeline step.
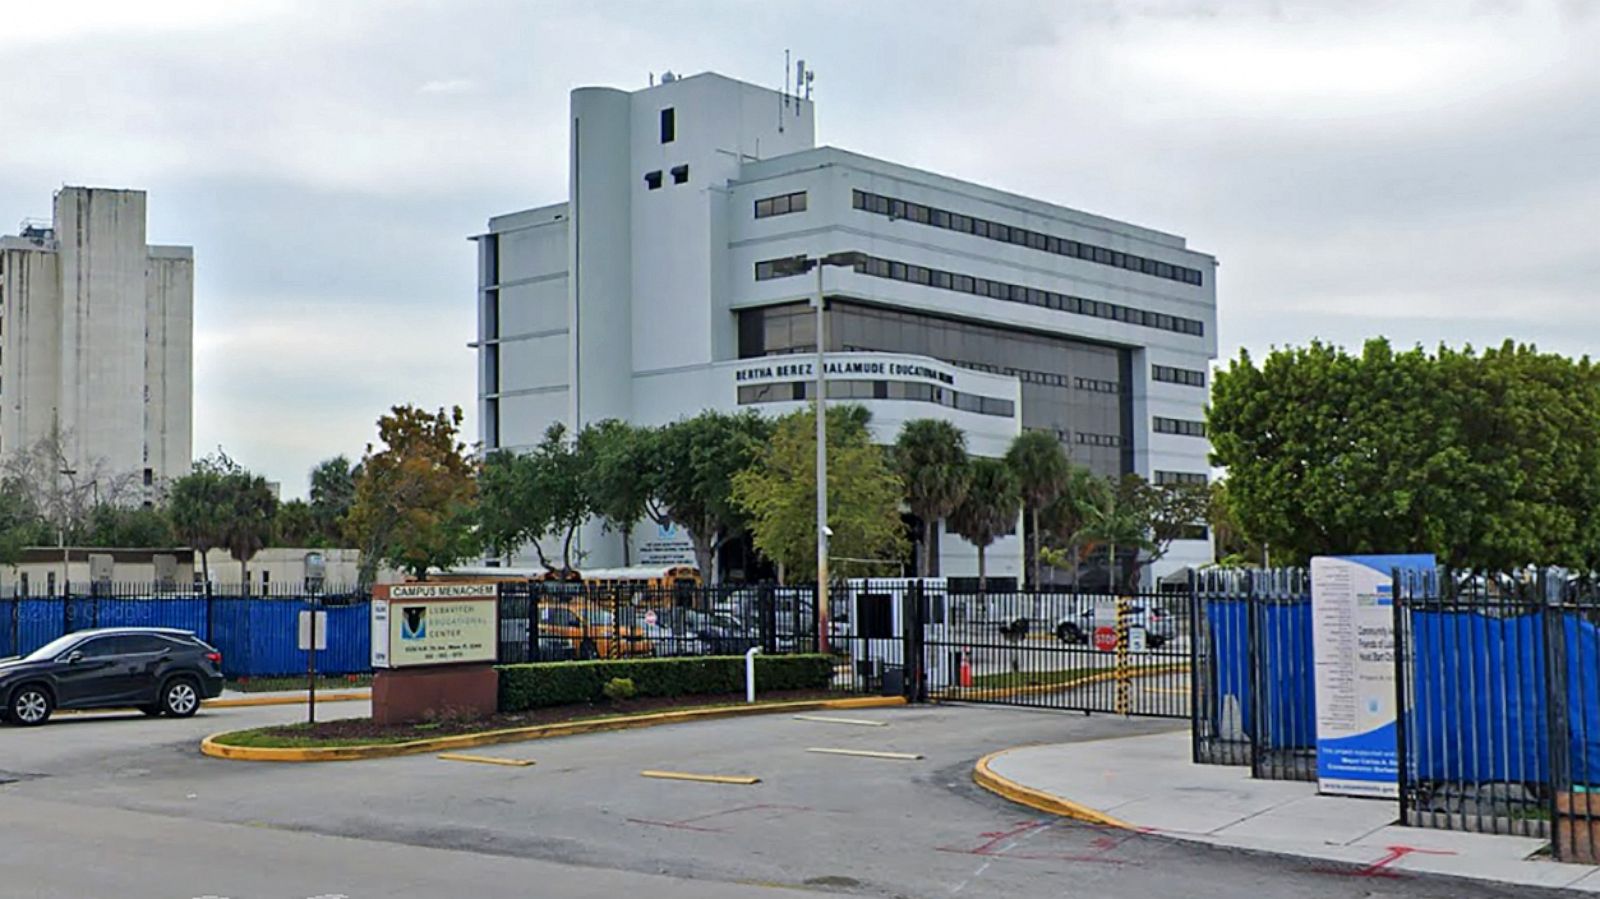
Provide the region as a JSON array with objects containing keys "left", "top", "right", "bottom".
[
  {"left": 205, "top": 691, "right": 371, "bottom": 709},
  {"left": 201, "top": 695, "right": 906, "bottom": 763},
  {"left": 972, "top": 747, "right": 1136, "bottom": 829}
]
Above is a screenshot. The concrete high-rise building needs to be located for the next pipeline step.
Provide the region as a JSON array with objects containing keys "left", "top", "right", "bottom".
[
  {"left": 0, "top": 187, "right": 193, "bottom": 496},
  {"left": 472, "top": 72, "right": 1217, "bottom": 586}
]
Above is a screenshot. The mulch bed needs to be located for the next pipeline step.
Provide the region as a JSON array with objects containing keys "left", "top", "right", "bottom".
[{"left": 260, "top": 689, "right": 842, "bottom": 742}]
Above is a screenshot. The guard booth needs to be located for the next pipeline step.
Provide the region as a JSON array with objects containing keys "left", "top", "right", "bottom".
[{"left": 844, "top": 578, "right": 951, "bottom": 697}]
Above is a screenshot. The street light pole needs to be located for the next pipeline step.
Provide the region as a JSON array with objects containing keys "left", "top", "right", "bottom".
[{"left": 815, "top": 262, "right": 829, "bottom": 654}]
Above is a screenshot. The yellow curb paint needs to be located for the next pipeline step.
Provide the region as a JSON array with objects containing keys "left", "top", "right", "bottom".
[
  {"left": 806, "top": 747, "right": 923, "bottom": 761},
  {"left": 792, "top": 715, "right": 888, "bottom": 727},
  {"left": 200, "top": 695, "right": 907, "bottom": 763},
  {"left": 972, "top": 747, "right": 1134, "bottom": 830},
  {"left": 205, "top": 691, "right": 371, "bottom": 709},
  {"left": 640, "top": 770, "right": 760, "bottom": 785},
  {"left": 935, "top": 665, "right": 1189, "bottom": 703},
  {"left": 437, "top": 753, "right": 535, "bottom": 767}
]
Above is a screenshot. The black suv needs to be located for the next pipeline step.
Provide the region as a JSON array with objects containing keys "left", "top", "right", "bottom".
[{"left": 0, "top": 628, "right": 225, "bottom": 726}]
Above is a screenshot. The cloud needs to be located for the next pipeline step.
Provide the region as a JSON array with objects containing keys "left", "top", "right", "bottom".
[{"left": 1, "top": 0, "right": 1596, "bottom": 492}]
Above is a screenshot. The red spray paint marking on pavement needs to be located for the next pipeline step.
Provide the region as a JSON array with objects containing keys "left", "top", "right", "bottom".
[
  {"left": 1313, "top": 844, "right": 1456, "bottom": 879},
  {"left": 936, "top": 820, "right": 1136, "bottom": 865}
]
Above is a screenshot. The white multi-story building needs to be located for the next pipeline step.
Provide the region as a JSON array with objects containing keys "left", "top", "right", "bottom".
[
  {"left": 0, "top": 187, "right": 194, "bottom": 496},
  {"left": 473, "top": 72, "right": 1217, "bottom": 586}
]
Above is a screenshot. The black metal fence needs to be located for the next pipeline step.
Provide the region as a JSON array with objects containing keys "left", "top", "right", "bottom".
[
  {"left": 491, "top": 580, "right": 1196, "bottom": 717},
  {"left": 1191, "top": 568, "right": 1317, "bottom": 781},
  {"left": 1394, "top": 569, "right": 1600, "bottom": 861},
  {"left": 877, "top": 582, "right": 1192, "bottom": 718}
]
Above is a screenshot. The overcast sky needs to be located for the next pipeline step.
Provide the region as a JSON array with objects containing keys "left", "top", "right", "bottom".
[{"left": 2, "top": 0, "right": 1595, "bottom": 496}]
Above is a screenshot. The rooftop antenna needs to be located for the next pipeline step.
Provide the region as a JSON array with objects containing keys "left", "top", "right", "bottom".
[
  {"left": 795, "top": 59, "right": 813, "bottom": 105},
  {"left": 779, "top": 49, "right": 790, "bottom": 132}
]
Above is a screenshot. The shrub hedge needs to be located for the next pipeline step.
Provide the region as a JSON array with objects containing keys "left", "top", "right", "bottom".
[{"left": 498, "top": 654, "right": 834, "bottom": 712}]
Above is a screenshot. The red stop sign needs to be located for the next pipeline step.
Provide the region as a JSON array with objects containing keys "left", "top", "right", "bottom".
[{"left": 1093, "top": 626, "right": 1118, "bottom": 652}]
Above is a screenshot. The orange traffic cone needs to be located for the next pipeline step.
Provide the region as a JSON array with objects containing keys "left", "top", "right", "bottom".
[{"left": 959, "top": 649, "right": 973, "bottom": 687}]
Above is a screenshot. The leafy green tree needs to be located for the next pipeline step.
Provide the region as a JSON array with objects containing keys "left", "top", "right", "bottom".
[
  {"left": 272, "top": 499, "right": 320, "bottom": 547},
  {"left": 892, "top": 419, "right": 969, "bottom": 578},
  {"left": 0, "top": 485, "right": 45, "bottom": 567},
  {"left": 1004, "top": 431, "right": 1071, "bottom": 589},
  {"left": 1210, "top": 339, "right": 1600, "bottom": 569},
  {"left": 476, "top": 449, "right": 536, "bottom": 564},
  {"left": 346, "top": 405, "right": 479, "bottom": 582},
  {"left": 732, "top": 405, "right": 907, "bottom": 581},
  {"left": 648, "top": 410, "right": 772, "bottom": 583},
  {"left": 578, "top": 420, "right": 653, "bottom": 567},
  {"left": 83, "top": 504, "right": 175, "bottom": 548},
  {"left": 1070, "top": 475, "right": 1156, "bottom": 592},
  {"left": 309, "top": 455, "right": 358, "bottom": 544},
  {"left": 1038, "top": 464, "right": 1110, "bottom": 586},
  {"left": 947, "top": 457, "right": 1021, "bottom": 598},
  {"left": 528, "top": 423, "right": 590, "bottom": 572}
]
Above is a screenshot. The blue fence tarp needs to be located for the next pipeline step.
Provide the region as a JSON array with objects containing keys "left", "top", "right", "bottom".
[
  {"left": 1207, "top": 598, "right": 1316, "bottom": 750},
  {"left": 0, "top": 596, "right": 371, "bottom": 678},
  {"left": 1408, "top": 611, "right": 1600, "bottom": 787}
]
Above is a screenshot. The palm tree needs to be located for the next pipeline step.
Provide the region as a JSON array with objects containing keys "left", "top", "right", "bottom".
[
  {"left": 1039, "top": 464, "right": 1110, "bottom": 587},
  {"left": 1075, "top": 477, "right": 1155, "bottom": 593},
  {"left": 947, "top": 458, "right": 1021, "bottom": 602},
  {"left": 892, "top": 419, "right": 970, "bottom": 577},
  {"left": 222, "top": 473, "right": 278, "bottom": 594},
  {"left": 1004, "top": 431, "right": 1071, "bottom": 590}
]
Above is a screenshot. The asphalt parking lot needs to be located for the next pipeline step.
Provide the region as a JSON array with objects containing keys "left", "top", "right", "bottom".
[{"left": 0, "top": 694, "right": 1561, "bottom": 899}]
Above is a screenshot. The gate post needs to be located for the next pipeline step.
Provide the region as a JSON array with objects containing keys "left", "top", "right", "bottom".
[
  {"left": 903, "top": 581, "right": 927, "bottom": 703},
  {"left": 1114, "top": 594, "right": 1131, "bottom": 715}
]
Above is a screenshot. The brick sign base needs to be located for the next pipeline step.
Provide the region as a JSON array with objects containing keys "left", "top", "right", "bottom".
[{"left": 372, "top": 665, "right": 498, "bottom": 726}]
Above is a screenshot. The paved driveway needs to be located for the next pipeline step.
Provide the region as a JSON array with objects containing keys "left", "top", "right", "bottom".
[{"left": 0, "top": 699, "right": 1556, "bottom": 898}]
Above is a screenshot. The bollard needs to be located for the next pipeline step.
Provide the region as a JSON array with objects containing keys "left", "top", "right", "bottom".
[{"left": 745, "top": 645, "right": 763, "bottom": 703}]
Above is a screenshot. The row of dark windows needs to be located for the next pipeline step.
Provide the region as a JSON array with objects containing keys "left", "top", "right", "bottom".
[
  {"left": 755, "top": 253, "right": 1206, "bottom": 337},
  {"left": 1076, "top": 432, "right": 1125, "bottom": 448},
  {"left": 1155, "top": 470, "right": 1209, "bottom": 486},
  {"left": 1074, "top": 376, "right": 1121, "bottom": 394},
  {"left": 1153, "top": 416, "right": 1207, "bottom": 437},
  {"left": 644, "top": 165, "right": 690, "bottom": 190},
  {"left": 737, "top": 379, "right": 1015, "bottom": 417},
  {"left": 860, "top": 353, "right": 1118, "bottom": 397},
  {"left": 1152, "top": 363, "right": 1206, "bottom": 387},
  {"left": 851, "top": 189, "right": 1205, "bottom": 287},
  {"left": 755, "top": 191, "right": 808, "bottom": 219}
]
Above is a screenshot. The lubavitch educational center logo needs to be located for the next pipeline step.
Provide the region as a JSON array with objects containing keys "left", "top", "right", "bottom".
[{"left": 400, "top": 606, "right": 427, "bottom": 641}]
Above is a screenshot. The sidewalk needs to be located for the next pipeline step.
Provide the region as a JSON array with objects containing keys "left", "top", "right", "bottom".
[
  {"left": 209, "top": 687, "right": 370, "bottom": 708},
  {"left": 978, "top": 730, "right": 1600, "bottom": 892}
]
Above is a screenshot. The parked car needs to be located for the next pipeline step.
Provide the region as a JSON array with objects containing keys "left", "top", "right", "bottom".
[
  {"left": 629, "top": 608, "right": 707, "bottom": 657},
  {"left": 1054, "top": 603, "right": 1177, "bottom": 648},
  {"left": 535, "top": 635, "right": 577, "bottom": 662},
  {"left": 0, "top": 627, "right": 225, "bottom": 726},
  {"left": 691, "top": 610, "right": 759, "bottom": 655}
]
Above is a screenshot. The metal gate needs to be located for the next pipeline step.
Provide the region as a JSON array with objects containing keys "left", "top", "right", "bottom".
[{"left": 869, "top": 583, "right": 1192, "bottom": 718}]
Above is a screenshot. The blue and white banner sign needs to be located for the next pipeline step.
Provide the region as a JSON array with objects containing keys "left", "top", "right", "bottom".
[{"left": 1310, "top": 554, "right": 1436, "bottom": 799}]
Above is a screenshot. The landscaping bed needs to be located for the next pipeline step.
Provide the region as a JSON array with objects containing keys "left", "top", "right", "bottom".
[{"left": 213, "top": 688, "right": 840, "bottom": 749}]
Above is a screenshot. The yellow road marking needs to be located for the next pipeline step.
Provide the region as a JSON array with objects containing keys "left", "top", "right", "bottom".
[
  {"left": 792, "top": 715, "right": 888, "bottom": 727},
  {"left": 437, "top": 753, "right": 535, "bottom": 767},
  {"left": 640, "top": 770, "right": 761, "bottom": 785},
  {"left": 806, "top": 747, "right": 923, "bottom": 761}
]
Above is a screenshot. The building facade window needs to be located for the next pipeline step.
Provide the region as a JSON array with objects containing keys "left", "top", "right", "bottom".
[
  {"left": 671, "top": 164, "right": 689, "bottom": 185},
  {"left": 1154, "top": 470, "right": 1208, "bottom": 486},
  {"left": 738, "top": 378, "right": 1014, "bottom": 418},
  {"left": 852, "top": 188, "right": 1205, "bottom": 287},
  {"left": 754, "top": 191, "right": 808, "bottom": 219},
  {"left": 1152, "top": 363, "right": 1206, "bottom": 387},
  {"left": 660, "top": 107, "right": 675, "bottom": 143},
  {"left": 485, "top": 398, "right": 500, "bottom": 450},
  {"left": 644, "top": 170, "right": 663, "bottom": 190},
  {"left": 753, "top": 253, "right": 1205, "bottom": 337},
  {"left": 738, "top": 300, "right": 1132, "bottom": 476},
  {"left": 1153, "top": 416, "right": 1207, "bottom": 437}
]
